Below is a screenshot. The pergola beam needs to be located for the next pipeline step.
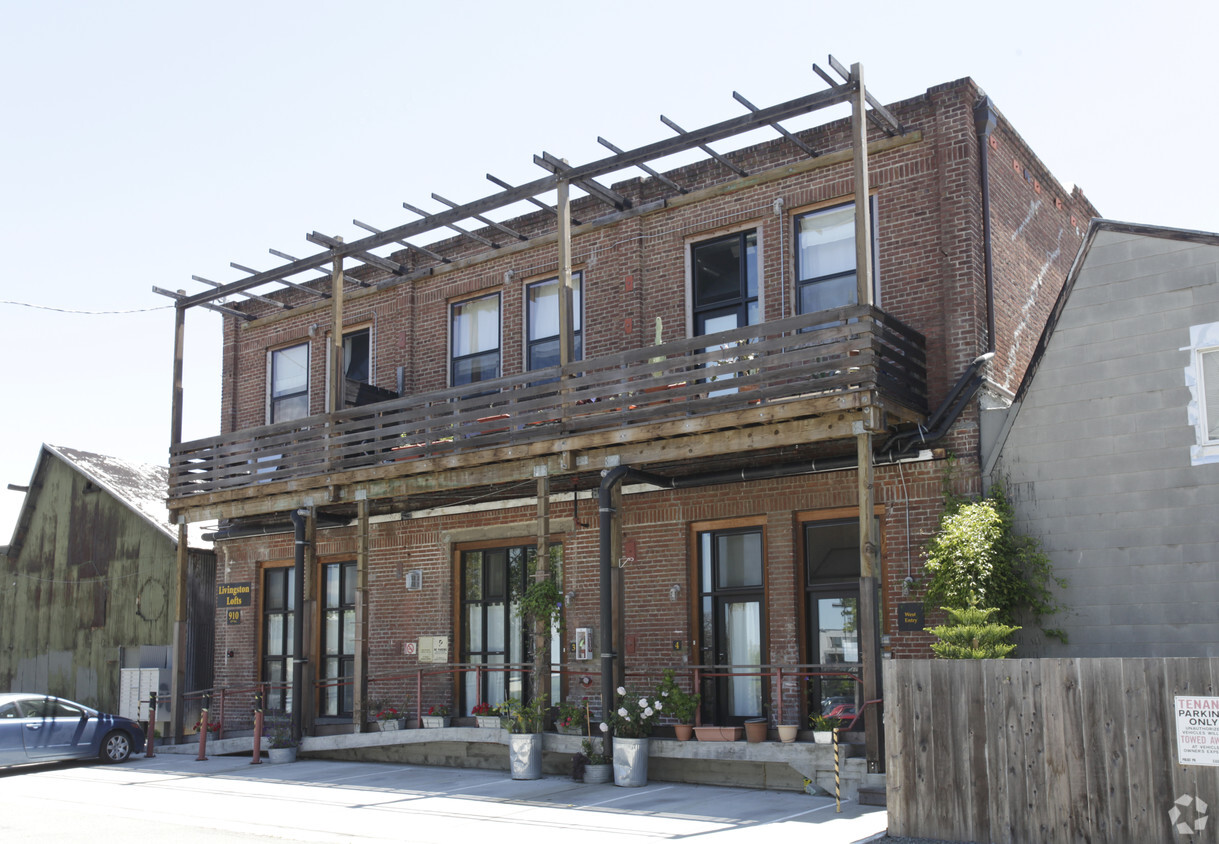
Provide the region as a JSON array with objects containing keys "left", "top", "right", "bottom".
[
  {"left": 192, "top": 274, "right": 292, "bottom": 310},
  {"left": 431, "top": 192, "right": 527, "bottom": 242},
  {"left": 178, "top": 82, "right": 854, "bottom": 310},
  {"left": 229, "top": 263, "right": 329, "bottom": 299},
  {"left": 597, "top": 136, "right": 687, "bottom": 194},
  {"left": 486, "top": 173, "right": 583, "bottom": 225},
  {"left": 353, "top": 218, "right": 450, "bottom": 264},
  {"left": 151, "top": 286, "right": 254, "bottom": 320},
  {"left": 660, "top": 114, "right": 749, "bottom": 178},
  {"left": 821, "top": 56, "right": 904, "bottom": 136},
  {"left": 403, "top": 200, "right": 499, "bottom": 249},
  {"left": 732, "top": 91, "right": 819, "bottom": 158},
  {"left": 534, "top": 152, "right": 630, "bottom": 211},
  {"left": 306, "top": 231, "right": 403, "bottom": 279}
]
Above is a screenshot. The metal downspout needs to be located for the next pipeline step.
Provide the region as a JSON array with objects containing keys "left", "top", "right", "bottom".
[
  {"left": 289, "top": 510, "right": 307, "bottom": 742},
  {"left": 974, "top": 96, "right": 999, "bottom": 354}
]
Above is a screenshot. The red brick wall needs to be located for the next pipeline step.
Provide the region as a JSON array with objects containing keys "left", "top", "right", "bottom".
[{"left": 207, "top": 77, "right": 1099, "bottom": 723}]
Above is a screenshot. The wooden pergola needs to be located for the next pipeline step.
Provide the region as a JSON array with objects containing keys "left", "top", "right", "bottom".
[{"left": 157, "top": 57, "right": 905, "bottom": 769}]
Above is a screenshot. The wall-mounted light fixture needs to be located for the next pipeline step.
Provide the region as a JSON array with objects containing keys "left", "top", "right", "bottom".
[
  {"left": 669, "top": 584, "right": 681, "bottom": 602},
  {"left": 405, "top": 570, "right": 422, "bottom": 591},
  {"left": 565, "top": 589, "right": 577, "bottom": 604}
]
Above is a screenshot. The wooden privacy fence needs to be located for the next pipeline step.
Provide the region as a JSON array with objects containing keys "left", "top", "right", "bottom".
[{"left": 885, "top": 658, "right": 1219, "bottom": 844}]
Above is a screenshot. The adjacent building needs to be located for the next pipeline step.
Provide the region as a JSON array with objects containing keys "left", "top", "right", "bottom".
[
  {"left": 985, "top": 220, "right": 1219, "bottom": 656},
  {"left": 0, "top": 445, "right": 215, "bottom": 717}
]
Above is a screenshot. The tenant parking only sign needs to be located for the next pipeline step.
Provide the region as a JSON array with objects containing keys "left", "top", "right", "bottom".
[{"left": 1175, "top": 696, "right": 1219, "bottom": 766}]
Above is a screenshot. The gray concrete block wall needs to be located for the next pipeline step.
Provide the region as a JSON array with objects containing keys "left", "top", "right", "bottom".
[{"left": 992, "top": 228, "right": 1219, "bottom": 658}]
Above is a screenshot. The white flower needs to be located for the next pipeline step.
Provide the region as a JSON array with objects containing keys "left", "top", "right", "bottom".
[
  {"left": 600, "top": 722, "right": 609, "bottom": 732},
  {"left": 617, "top": 686, "right": 626, "bottom": 696},
  {"left": 638, "top": 697, "right": 648, "bottom": 708},
  {"left": 644, "top": 707, "right": 654, "bottom": 717},
  {"left": 662, "top": 690, "right": 669, "bottom": 697},
  {"left": 655, "top": 701, "right": 663, "bottom": 711},
  {"left": 618, "top": 707, "right": 628, "bottom": 718}
]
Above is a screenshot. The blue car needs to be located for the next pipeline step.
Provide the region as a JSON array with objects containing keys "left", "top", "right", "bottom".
[{"left": 0, "top": 693, "right": 145, "bottom": 766}]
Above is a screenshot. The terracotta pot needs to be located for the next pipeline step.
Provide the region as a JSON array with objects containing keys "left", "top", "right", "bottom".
[
  {"left": 673, "top": 724, "right": 694, "bottom": 741},
  {"left": 744, "top": 719, "right": 768, "bottom": 743}
]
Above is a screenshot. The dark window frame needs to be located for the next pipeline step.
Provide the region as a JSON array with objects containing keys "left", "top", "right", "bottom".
[
  {"left": 269, "top": 342, "right": 310, "bottom": 423},
  {"left": 794, "top": 198, "right": 879, "bottom": 317},
  {"left": 691, "top": 229, "right": 759, "bottom": 336},
  {"left": 261, "top": 565, "right": 296, "bottom": 713},
  {"left": 450, "top": 292, "right": 501, "bottom": 388},
  {"left": 525, "top": 272, "right": 583, "bottom": 371},
  {"left": 319, "top": 560, "right": 356, "bottom": 718}
]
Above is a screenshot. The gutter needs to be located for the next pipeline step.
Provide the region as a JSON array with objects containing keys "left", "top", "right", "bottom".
[{"left": 974, "top": 97, "right": 998, "bottom": 354}]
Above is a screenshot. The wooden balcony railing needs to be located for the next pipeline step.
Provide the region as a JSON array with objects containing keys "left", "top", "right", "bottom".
[{"left": 169, "top": 306, "right": 925, "bottom": 500}]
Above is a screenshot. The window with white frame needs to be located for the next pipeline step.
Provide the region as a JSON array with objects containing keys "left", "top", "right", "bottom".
[
  {"left": 269, "top": 342, "right": 309, "bottom": 423},
  {"left": 451, "top": 293, "right": 501, "bottom": 387},
  {"left": 795, "top": 199, "right": 878, "bottom": 316},
  {"left": 1184, "top": 322, "right": 1219, "bottom": 465},
  {"left": 526, "top": 272, "right": 583, "bottom": 371}
]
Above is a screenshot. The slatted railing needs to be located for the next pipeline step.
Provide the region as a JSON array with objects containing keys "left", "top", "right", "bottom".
[{"left": 169, "top": 306, "right": 925, "bottom": 499}]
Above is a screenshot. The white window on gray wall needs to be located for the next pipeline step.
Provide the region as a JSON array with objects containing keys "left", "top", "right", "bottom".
[{"left": 1183, "top": 322, "right": 1219, "bottom": 465}]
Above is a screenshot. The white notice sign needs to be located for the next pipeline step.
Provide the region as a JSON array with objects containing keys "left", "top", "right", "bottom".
[{"left": 1175, "top": 695, "right": 1219, "bottom": 766}]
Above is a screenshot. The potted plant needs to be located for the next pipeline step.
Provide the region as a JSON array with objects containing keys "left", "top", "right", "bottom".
[
  {"left": 501, "top": 695, "right": 548, "bottom": 780},
  {"left": 422, "top": 704, "right": 451, "bottom": 729},
  {"left": 193, "top": 717, "right": 221, "bottom": 737},
  {"left": 267, "top": 723, "right": 299, "bottom": 763},
  {"left": 373, "top": 704, "right": 404, "bottom": 731},
  {"left": 656, "top": 669, "right": 699, "bottom": 741},
  {"left": 471, "top": 702, "right": 500, "bottom": 729},
  {"left": 777, "top": 723, "right": 799, "bottom": 743},
  {"left": 809, "top": 714, "right": 841, "bottom": 744},
  {"left": 555, "top": 699, "right": 588, "bottom": 736},
  {"left": 601, "top": 685, "right": 663, "bottom": 787},
  {"left": 573, "top": 737, "right": 611, "bottom": 784}
]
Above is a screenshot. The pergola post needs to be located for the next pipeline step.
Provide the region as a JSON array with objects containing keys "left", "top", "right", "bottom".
[
  {"left": 857, "top": 431, "right": 882, "bottom": 772},
  {"left": 851, "top": 62, "right": 874, "bottom": 308},
  {"left": 168, "top": 303, "right": 187, "bottom": 743},
  {"left": 534, "top": 473, "right": 551, "bottom": 703},
  {"left": 329, "top": 240, "right": 345, "bottom": 415},
  {"left": 353, "top": 499, "right": 370, "bottom": 729}
]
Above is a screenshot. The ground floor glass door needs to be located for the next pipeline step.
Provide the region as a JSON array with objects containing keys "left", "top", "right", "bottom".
[
  {"left": 804, "top": 519, "right": 863, "bottom": 720},
  {"left": 698, "top": 527, "right": 764, "bottom": 724}
]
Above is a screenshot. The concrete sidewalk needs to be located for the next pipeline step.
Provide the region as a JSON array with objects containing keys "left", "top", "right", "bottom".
[{"left": 117, "top": 752, "right": 888, "bottom": 843}]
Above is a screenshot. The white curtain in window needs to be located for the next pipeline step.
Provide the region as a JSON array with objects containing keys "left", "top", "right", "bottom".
[{"left": 724, "top": 601, "right": 762, "bottom": 717}]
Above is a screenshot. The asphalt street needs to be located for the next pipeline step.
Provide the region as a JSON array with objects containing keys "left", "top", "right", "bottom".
[{"left": 0, "top": 752, "right": 888, "bottom": 843}]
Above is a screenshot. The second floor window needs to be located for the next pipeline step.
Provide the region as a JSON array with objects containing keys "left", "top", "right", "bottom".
[
  {"left": 526, "top": 272, "right": 583, "bottom": 370},
  {"left": 343, "top": 328, "right": 370, "bottom": 384},
  {"left": 451, "top": 293, "right": 500, "bottom": 387},
  {"left": 692, "top": 230, "right": 758, "bottom": 336},
  {"left": 269, "top": 342, "right": 309, "bottom": 423},
  {"left": 795, "top": 200, "right": 878, "bottom": 316}
]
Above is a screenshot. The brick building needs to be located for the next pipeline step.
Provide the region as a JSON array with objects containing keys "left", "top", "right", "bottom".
[{"left": 159, "top": 65, "right": 1096, "bottom": 770}]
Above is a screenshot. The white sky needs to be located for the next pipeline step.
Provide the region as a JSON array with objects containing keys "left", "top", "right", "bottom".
[{"left": 1, "top": 0, "right": 1216, "bottom": 541}]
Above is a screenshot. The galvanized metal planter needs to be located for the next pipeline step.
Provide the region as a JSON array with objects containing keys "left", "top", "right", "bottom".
[
  {"left": 612, "top": 736, "right": 649, "bottom": 787},
  {"left": 583, "top": 763, "right": 612, "bottom": 784},
  {"left": 508, "top": 733, "right": 543, "bottom": 780}
]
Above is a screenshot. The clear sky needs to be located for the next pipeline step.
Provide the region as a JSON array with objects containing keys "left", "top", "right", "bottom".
[{"left": 1, "top": 0, "right": 1215, "bottom": 541}]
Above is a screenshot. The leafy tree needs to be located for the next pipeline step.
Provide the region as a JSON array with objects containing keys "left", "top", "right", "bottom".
[{"left": 923, "top": 483, "right": 1064, "bottom": 640}]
